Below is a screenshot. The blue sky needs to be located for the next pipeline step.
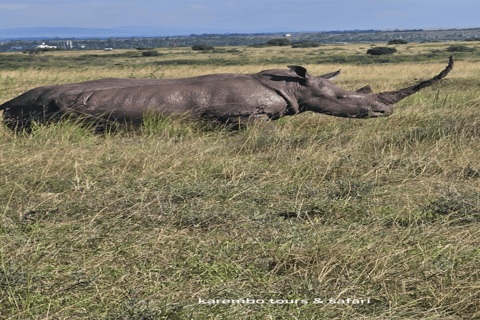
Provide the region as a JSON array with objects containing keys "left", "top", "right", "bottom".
[{"left": 1, "top": 0, "right": 479, "bottom": 35}]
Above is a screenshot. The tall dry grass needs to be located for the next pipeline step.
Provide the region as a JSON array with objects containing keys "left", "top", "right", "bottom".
[{"left": 0, "top": 44, "right": 480, "bottom": 319}]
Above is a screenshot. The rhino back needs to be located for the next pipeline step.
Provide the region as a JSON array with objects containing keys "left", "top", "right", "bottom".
[{"left": 2, "top": 73, "right": 289, "bottom": 123}]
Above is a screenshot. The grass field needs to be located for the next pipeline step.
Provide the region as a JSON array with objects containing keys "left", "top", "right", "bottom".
[{"left": 1, "top": 43, "right": 480, "bottom": 319}]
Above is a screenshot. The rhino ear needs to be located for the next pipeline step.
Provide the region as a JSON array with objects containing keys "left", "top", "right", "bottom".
[
  {"left": 287, "top": 65, "right": 310, "bottom": 79},
  {"left": 319, "top": 70, "right": 341, "bottom": 80},
  {"left": 356, "top": 85, "right": 372, "bottom": 94}
]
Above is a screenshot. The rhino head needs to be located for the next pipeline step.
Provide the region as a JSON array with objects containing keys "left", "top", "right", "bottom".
[{"left": 257, "top": 56, "right": 454, "bottom": 119}]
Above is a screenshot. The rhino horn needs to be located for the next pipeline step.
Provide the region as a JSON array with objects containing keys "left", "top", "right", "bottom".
[{"left": 374, "top": 56, "right": 454, "bottom": 105}]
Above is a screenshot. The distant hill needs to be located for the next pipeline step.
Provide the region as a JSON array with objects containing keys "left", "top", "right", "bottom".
[{"left": 1, "top": 26, "right": 479, "bottom": 42}]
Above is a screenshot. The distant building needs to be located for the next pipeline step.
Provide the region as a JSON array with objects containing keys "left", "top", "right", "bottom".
[
  {"left": 104, "top": 48, "right": 113, "bottom": 51},
  {"left": 36, "top": 42, "right": 57, "bottom": 49},
  {"left": 10, "top": 46, "right": 23, "bottom": 50},
  {"left": 51, "top": 40, "right": 73, "bottom": 49},
  {"left": 170, "top": 43, "right": 179, "bottom": 47},
  {"left": 284, "top": 34, "right": 291, "bottom": 37}
]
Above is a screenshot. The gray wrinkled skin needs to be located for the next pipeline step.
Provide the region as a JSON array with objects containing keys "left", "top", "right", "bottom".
[{"left": 0, "top": 56, "right": 453, "bottom": 128}]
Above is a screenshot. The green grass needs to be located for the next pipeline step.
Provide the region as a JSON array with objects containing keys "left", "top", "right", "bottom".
[
  {"left": 1, "top": 41, "right": 479, "bottom": 70},
  {"left": 1, "top": 43, "right": 480, "bottom": 319}
]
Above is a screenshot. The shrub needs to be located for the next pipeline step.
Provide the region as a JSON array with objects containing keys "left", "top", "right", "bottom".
[
  {"left": 192, "top": 44, "right": 214, "bottom": 51},
  {"left": 142, "top": 50, "right": 160, "bottom": 57},
  {"left": 22, "top": 49, "right": 45, "bottom": 54},
  {"left": 366, "top": 47, "right": 397, "bottom": 55},
  {"left": 446, "top": 45, "right": 476, "bottom": 52},
  {"left": 388, "top": 39, "right": 408, "bottom": 45},
  {"left": 38, "top": 48, "right": 60, "bottom": 52},
  {"left": 292, "top": 41, "right": 321, "bottom": 48},
  {"left": 266, "top": 38, "right": 291, "bottom": 46},
  {"left": 22, "top": 48, "right": 61, "bottom": 54}
]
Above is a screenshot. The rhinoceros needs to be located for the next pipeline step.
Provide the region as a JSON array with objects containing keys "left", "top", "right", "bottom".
[{"left": 0, "top": 56, "right": 454, "bottom": 128}]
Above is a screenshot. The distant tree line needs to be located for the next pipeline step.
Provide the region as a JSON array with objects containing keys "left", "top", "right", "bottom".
[
  {"left": 388, "top": 39, "right": 408, "bottom": 44},
  {"left": 1, "top": 28, "right": 479, "bottom": 52}
]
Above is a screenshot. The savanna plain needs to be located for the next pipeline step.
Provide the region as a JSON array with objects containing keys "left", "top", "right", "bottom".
[{"left": 1, "top": 42, "right": 480, "bottom": 319}]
